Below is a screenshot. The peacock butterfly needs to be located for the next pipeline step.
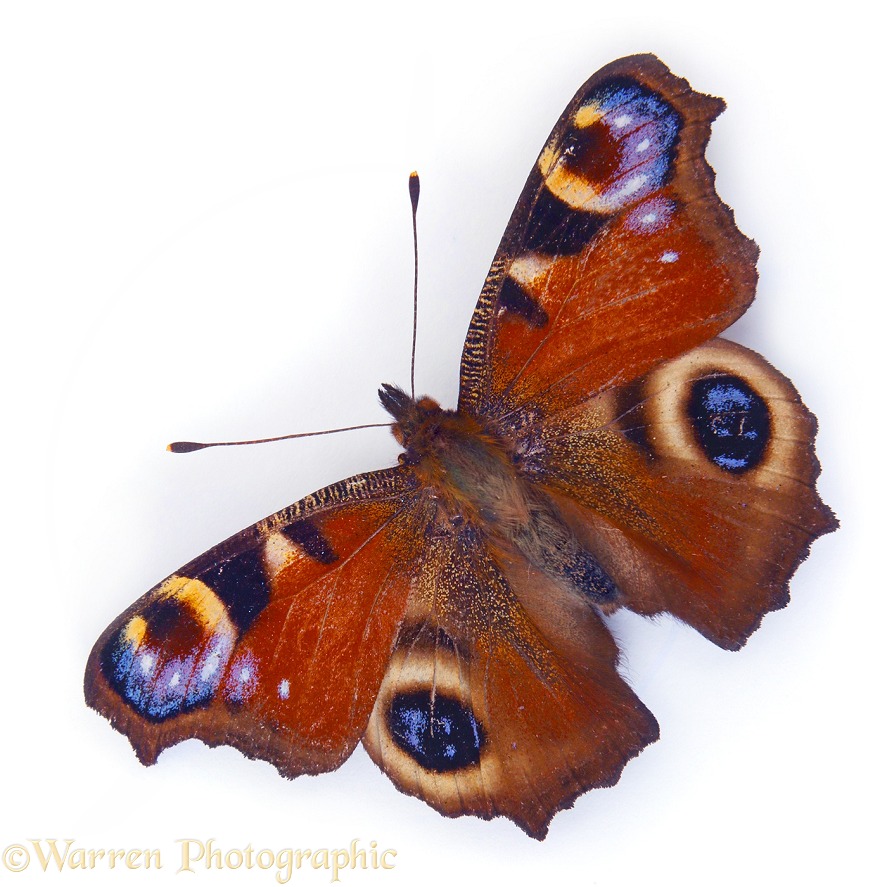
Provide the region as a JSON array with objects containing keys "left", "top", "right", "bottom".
[{"left": 84, "top": 54, "right": 837, "bottom": 839}]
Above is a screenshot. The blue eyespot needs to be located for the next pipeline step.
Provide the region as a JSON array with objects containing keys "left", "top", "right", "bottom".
[
  {"left": 388, "top": 691, "right": 485, "bottom": 772},
  {"left": 689, "top": 375, "right": 770, "bottom": 472},
  {"left": 100, "top": 596, "right": 235, "bottom": 722}
]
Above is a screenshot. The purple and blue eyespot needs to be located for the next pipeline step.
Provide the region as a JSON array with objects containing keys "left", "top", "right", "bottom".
[
  {"left": 101, "top": 623, "right": 236, "bottom": 721},
  {"left": 588, "top": 82, "right": 680, "bottom": 211}
]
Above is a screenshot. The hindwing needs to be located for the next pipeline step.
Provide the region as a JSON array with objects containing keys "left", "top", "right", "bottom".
[
  {"left": 521, "top": 339, "right": 837, "bottom": 649},
  {"left": 363, "top": 524, "right": 658, "bottom": 838}
]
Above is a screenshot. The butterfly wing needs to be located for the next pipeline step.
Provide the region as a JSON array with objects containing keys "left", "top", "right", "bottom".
[
  {"left": 362, "top": 523, "right": 658, "bottom": 839},
  {"left": 88, "top": 458, "right": 658, "bottom": 837},
  {"left": 457, "top": 53, "right": 834, "bottom": 648},
  {"left": 85, "top": 467, "right": 426, "bottom": 774},
  {"left": 529, "top": 339, "right": 837, "bottom": 649},
  {"left": 459, "top": 53, "right": 758, "bottom": 418}
]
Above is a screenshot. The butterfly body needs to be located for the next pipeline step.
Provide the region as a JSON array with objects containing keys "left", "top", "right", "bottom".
[
  {"left": 383, "top": 383, "right": 621, "bottom": 611},
  {"left": 86, "top": 54, "right": 836, "bottom": 839}
]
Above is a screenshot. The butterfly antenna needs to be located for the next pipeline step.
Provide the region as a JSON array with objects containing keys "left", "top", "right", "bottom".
[
  {"left": 172, "top": 176, "right": 421, "bottom": 455},
  {"left": 168, "top": 422, "right": 389, "bottom": 454},
  {"left": 409, "top": 171, "right": 420, "bottom": 401}
]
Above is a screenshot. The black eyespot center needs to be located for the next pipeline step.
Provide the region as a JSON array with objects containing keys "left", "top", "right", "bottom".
[
  {"left": 689, "top": 374, "right": 770, "bottom": 473},
  {"left": 388, "top": 691, "right": 485, "bottom": 772}
]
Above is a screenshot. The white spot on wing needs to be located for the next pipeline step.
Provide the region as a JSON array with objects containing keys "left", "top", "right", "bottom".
[
  {"left": 264, "top": 532, "right": 302, "bottom": 579},
  {"left": 508, "top": 254, "right": 555, "bottom": 287},
  {"left": 619, "top": 174, "right": 647, "bottom": 197},
  {"left": 278, "top": 679, "right": 290, "bottom": 699},
  {"left": 201, "top": 650, "right": 221, "bottom": 680},
  {"left": 223, "top": 650, "right": 259, "bottom": 703},
  {"left": 660, "top": 251, "right": 679, "bottom": 263},
  {"left": 605, "top": 173, "right": 649, "bottom": 211}
]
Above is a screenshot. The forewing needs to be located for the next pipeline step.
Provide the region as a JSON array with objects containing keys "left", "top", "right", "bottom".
[
  {"left": 85, "top": 467, "right": 426, "bottom": 775},
  {"left": 362, "top": 524, "right": 658, "bottom": 839},
  {"left": 459, "top": 54, "right": 757, "bottom": 417},
  {"left": 523, "top": 339, "right": 837, "bottom": 650}
]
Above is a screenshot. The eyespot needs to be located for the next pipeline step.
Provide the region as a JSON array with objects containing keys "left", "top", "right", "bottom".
[
  {"left": 100, "top": 582, "right": 237, "bottom": 721},
  {"left": 387, "top": 691, "right": 485, "bottom": 772},
  {"left": 689, "top": 375, "right": 770, "bottom": 472}
]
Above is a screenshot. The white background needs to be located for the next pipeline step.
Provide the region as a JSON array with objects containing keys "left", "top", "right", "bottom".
[{"left": 1, "top": 2, "right": 880, "bottom": 885}]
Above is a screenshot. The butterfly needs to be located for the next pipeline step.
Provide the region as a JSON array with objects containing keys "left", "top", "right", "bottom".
[{"left": 84, "top": 54, "right": 837, "bottom": 839}]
